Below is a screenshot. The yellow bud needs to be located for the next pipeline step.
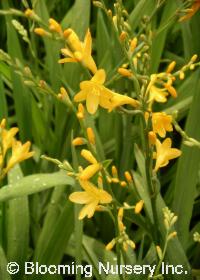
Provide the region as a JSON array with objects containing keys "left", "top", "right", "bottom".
[
  {"left": 118, "top": 207, "right": 124, "bottom": 219},
  {"left": 105, "top": 239, "right": 116, "bottom": 251},
  {"left": 111, "top": 178, "right": 120, "bottom": 183},
  {"left": 164, "top": 83, "right": 177, "bottom": 98},
  {"left": 107, "top": 9, "right": 112, "bottom": 17},
  {"left": 58, "top": 87, "right": 71, "bottom": 103},
  {"left": 113, "top": 16, "right": 117, "bottom": 27},
  {"left": 166, "top": 61, "right": 176, "bottom": 73},
  {"left": 124, "top": 171, "right": 132, "bottom": 183},
  {"left": 76, "top": 103, "right": 85, "bottom": 120},
  {"left": 34, "top": 28, "right": 49, "bottom": 37},
  {"left": 49, "top": 18, "right": 62, "bottom": 33},
  {"left": 191, "top": 54, "right": 198, "bottom": 63},
  {"left": 189, "top": 64, "right": 195, "bottom": 70},
  {"left": 168, "top": 231, "right": 177, "bottom": 240},
  {"left": 79, "top": 163, "right": 101, "bottom": 180},
  {"left": 0, "top": 118, "right": 6, "bottom": 129},
  {"left": 123, "top": 242, "right": 128, "bottom": 252},
  {"left": 98, "top": 176, "right": 103, "bottom": 188},
  {"left": 106, "top": 176, "right": 112, "bottom": 183},
  {"left": 127, "top": 240, "right": 136, "bottom": 249},
  {"left": 81, "top": 149, "right": 97, "bottom": 164},
  {"left": 118, "top": 68, "right": 132, "bottom": 77},
  {"left": 77, "top": 112, "right": 84, "bottom": 119},
  {"left": 119, "top": 221, "right": 125, "bottom": 232},
  {"left": 63, "top": 29, "right": 72, "bottom": 38},
  {"left": 72, "top": 137, "right": 85, "bottom": 146},
  {"left": 119, "top": 31, "right": 127, "bottom": 41},
  {"left": 130, "top": 37, "right": 138, "bottom": 52},
  {"left": 134, "top": 200, "right": 144, "bottom": 214},
  {"left": 92, "top": 1, "right": 104, "bottom": 9},
  {"left": 77, "top": 103, "right": 85, "bottom": 119},
  {"left": 24, "top": 8, "right": 34, "bottom": 17},
  {"left": 111, "top": 165, "right": 118, "bottom": 177},
  {"left": 156, "top": 245, "right": 163, "bottom": 260},
  {"left": 120, "top": 181, "right": 127, "bottom": 187},
  {"left": 179, "top": 71, "right": 185, "bottom": 80},
  {"left": 86, "top": 127, "right": 95, "bottom": 145},
  {"left": 148, "top": 131, "right": 157, "bottom": 145}
]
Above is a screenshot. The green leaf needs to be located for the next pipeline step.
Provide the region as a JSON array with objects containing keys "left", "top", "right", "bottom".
[
  {"left": 0, "top": 246, "right": 11, "bottom": 280},
  {"left": 129, "top": 0, "right": 155, "bottom": 30},
  {"left": 0, "top": 172, "right": 74, "bottom": 202},
  {"left": 6, "top": 165, "right": 29, "bottom": 280},
  {"left": 31, "top": 201, "right": 74, "bottom": 280},
  {"left": 173, "top": 71, "right": 200, "bottom": 249},
  {"left": 150, "top": 1, "right": 177, "bottom": 73},
  {"left": 66, "top": 234, "right": 117, "bottom": 280},
  {"left": 0, "top": 74, "right": 8, "bottom": 119}
]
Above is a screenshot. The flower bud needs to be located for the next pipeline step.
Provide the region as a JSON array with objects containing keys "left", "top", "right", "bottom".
[
  {"left": 118, "top": 68, "right": 132, "bottom": 77},
  {"left": 81, "top": 149, "right": 97, "bottom": 164},
  {"left": 124, "top": 171, "right": 132, "bottom": 182},
  {"left": 49, "top": 18, "right": 62, "bottom": 33},
  {"left": 148, "top": 131, "right": 157, "bottom": 145},
  {"left": 87, "top": 127, "right": 95, "bottom": 145},
  {"left": 166, "top": 61, "right": 176, "bottom": 73},
  {"left": 72, "top": 137, "right": 85, "bottom": 146},
  {"left": 134, "top": 200, "right": 144, "bottom": 214},
  {"left": 105, "top": 239, "right": 116, "bottom": 251}
]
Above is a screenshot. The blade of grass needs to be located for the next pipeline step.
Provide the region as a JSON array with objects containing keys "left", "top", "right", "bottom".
[
  {"left": 0, "top": 172, "right": 74, "bottom": 202},
  {"left": 31, "top": 201, "right": 74, "bottom": 280},
  {"left": 0, "top": 74, "right": 8, "bottom": 120},
  {"left": 0, "top": 246, "right": 11, "bottom": 280},
  {"left": 6, "top": 165, "right": 29, "bottom": 280},
  {"left": 173, "top": 70, "right": 200, "bottom": 249}
]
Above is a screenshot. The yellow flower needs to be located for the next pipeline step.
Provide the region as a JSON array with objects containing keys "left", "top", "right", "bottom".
[
  {"left": 152, "top": 112, "right": 173, "bottom": 138},
  {"left": 74, "top": 69, "right": 113, "bottom": 114},
  {"left": 154, "top": 138, "right": 181, "bottom": 172},
  {"left": 1, "top": 127, "right": 19, "bottom": 156},
  {"left": 59, "top": 29, "right": 97, "bottom": 74},
  {"left": 74, "top": 69, "right": 139, "bottom": 114},
  {"left": 69, "top": 180, "right": 112, "bottom": 220},
  {"left": 179, "top": 0, "right": 200, "bottom": 22},
  {"left": 5, "top": 141, "right": 34, "bottom": 172},
  {"left": 147, "top": 73, "right": 177, "bottom": 106},
  {"left": 149, "top": 85, "right": 169, "bottom": 103}
]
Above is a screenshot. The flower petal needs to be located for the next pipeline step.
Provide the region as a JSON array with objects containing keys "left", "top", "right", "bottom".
[
  {"left": 69, "top": 191, "right": 93, "bottom": 204},
  {"left": 58, "top": 58, "right": 77, "bottom": 63},
  {"left": 78, "top": 200, "right": 98, "bottom": 220},
  {"left": 83, "top": 29, "right": 92, "bottom": 57},
  {"left": 99, "top": 189, "right": 112, "bottom": 204},
  {"left": 91, "top": 69, "right": 106, "bottom": 85},
  {"left": 74, "top": 90, "right": 87, "bottom": 102},
  {"left": 167, "top": 148, "right": 182, "bottom": 160},
  {"left": 86, "top": 91, "right": 99, "bottom": 114}
]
